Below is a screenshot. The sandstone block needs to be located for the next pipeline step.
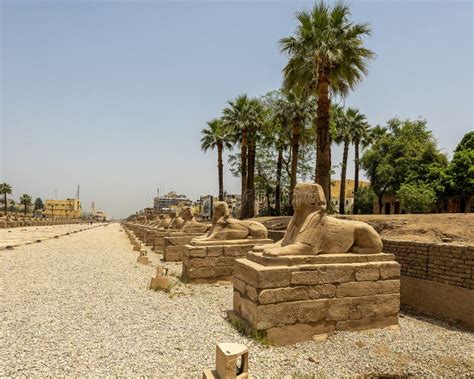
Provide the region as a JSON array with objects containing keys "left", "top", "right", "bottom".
[
  {"left": 266, "top": 321, "right": 336, "bottom": 346},
  {"left": 188, "top": 247, "right": 206, "bottom": 258},
  {"left": 224, "top": 245, "right": 250, "bottom": 257},
  {"left": 207, "top": 246, "right": 224, "bottom": 257},
  {"left": 291, "top": 264, "right": 354, "bottom": 285},
  {"left": 233, "top": 276, "right": 247, "bottom": 295},
  {"left": 355, "top": 265, "right": 380, "bottom": 281},
  {"left": 379, "top": 262, "right": 401, "bottom": 280}
]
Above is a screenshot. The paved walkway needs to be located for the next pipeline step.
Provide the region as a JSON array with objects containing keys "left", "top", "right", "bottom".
[{"left": 1, "top": 223, "right": 472, "bottom": 377}]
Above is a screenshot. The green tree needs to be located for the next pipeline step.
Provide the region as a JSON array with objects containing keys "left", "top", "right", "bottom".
[
  {"left": 275, "top": 90, "right": 312, "bottom": 207},
  {"left": 245, "top": 98, "right": 268, "bottom": 218},
  {"left": 261, "top": 90, "right": 290, "bottom": 215},
  {"left": 331, "top": 105, "right": 351, "bottom": 214},
  {"left": 361, "top": 118, "right": 448, "bottom": 212},
  {"left": 446, "top": 131, "right": 474, "bottom": 211},
  {"left": 34, "top": 197, "right": 44, "bottom": 211},
  {"left": 201, "top": 118, "right": 233, "bottom": 201},
  {"left": 280, "top": 1, "right": 374, "bottom": 200},
  {"left": 19, "top": 194, "right": 33, "bottom": 216},
  {"left": 354, "top": 186, "right": 376, "bottom": 214},
  {"left": 397, "top": 183, "right": 436, "bottom": 213},
  {"left": 0, "top": 183, "right": 12, "bottom": 215},
  {"left": 351, "top": 114, "right": 371, "bottom": 213},
  {"left": 223, "top": 95, "right": 267, "bottom": 218},
  {"left": 223, "top": 95, "right": 251, "bottom": 218}
]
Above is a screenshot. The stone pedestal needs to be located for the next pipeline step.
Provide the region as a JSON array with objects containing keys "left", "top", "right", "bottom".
[
  {"left": 163, "top": 233, "right": 205, "bottom": 262},
  {"left": 230, "top": 252, "right": 400, "bottom": 346},
  {"left": 181, "top": 239, "right": 272, "bottom": 283},
  {"left": 144, "top": 229, "right": 159, "bottom": 246},
  {"left": 152, "top": 230, "right": 176, "bottom": 252}
]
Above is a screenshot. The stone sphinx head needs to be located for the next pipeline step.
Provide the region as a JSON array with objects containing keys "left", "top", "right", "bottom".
[
  {"left": 212, "top": 201, "right": 230, "bottom": 223},
  {"left": 292, "top": 183, "right": 326, "bottom": 213},
  {"left": 181, "top": 207, "right": 194, "bottom": 221}
]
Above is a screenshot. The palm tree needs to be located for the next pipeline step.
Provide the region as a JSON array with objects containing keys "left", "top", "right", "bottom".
[
  {"left": 19, "top": 194, "right": 32, "bottom": 216},
  {"left": 201, "top": 118, "right": 233, "bottom": 201},
  {"left": 350, "top": 113, "right": 370, "bottom": 213},
  {"left": 0, "top": 183, "right": 12, "bottom": 215},
  {"left": 261, "top": 90, "right": 290, "bottom": 215},
  {"left": 280, "top": 1, "right": 374, "bottom": 200},
  {"left": 279, "top": 90, "right": 312, "bottom": 207},
  {"left": 223, "top": 95, "right": 251, "bottom": 218},
  {"left": 223, "top": 95, "right": 267, "bottom": 218},
  {"left": 245, "top": 98, "right": 267, "bottom": 218},
  {"left": 332, "top": 105, "right": 351, "bottom": 214},
  {"left": 353, "top": 124, "right": 386, "bottom": 213}
]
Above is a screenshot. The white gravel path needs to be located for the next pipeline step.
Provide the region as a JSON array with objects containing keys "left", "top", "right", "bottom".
[{"left": 1, "top": 223, "right": 472, "bottom": 377}]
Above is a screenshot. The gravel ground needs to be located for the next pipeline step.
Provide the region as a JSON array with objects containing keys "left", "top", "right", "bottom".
[
  {"left": 0, "top": 224, "right": 102, "bottom": 249},
  {"left": 1, "top": 223, "right": 472, "bottom": 377}
]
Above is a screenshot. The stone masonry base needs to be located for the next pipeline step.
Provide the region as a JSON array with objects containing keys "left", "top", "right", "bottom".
[
  {"left": 232, "top": 252, "right": 401, "bottom": 346},
  {"left": 163, "top": 233, "right": 205, "bottom": 262},
  {"left": 181, "top": 239, "right": 272, "bottom": 283}
]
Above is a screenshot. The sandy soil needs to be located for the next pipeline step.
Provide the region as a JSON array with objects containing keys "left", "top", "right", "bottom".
[{"left": 256, "top": 213, "right": 474, "bottom": 245}]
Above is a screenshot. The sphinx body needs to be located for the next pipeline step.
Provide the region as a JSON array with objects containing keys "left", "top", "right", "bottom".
[
  {"left": 256, "top": 183, "right": 382, "bottom": 256},
  {"left": 169, "top": 215, "right": 184, "bottom": 230},
  {"left": 180, "top": 207, "right": 211, "bottom": 234},
  {"left": 160, "top": 214, "right": 173, "bottom": 229},
  {"left": 196, "top": 201, "right": 267, "bottom": 242}
]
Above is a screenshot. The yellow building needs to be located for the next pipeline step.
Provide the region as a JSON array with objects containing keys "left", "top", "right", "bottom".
[
  {"left": 43, "top": 198, "right": 82, "bottom": 218},
  {"left": 330, "top": 179, "right": 370, "bottom": 213}
]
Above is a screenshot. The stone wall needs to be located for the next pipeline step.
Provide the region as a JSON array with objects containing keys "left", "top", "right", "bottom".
[
  {"left": 382, "top": 239, "right": 473, "bottom": 290},
  {"left": 382, "top": 239, "right": 473, "bottom": 328}
]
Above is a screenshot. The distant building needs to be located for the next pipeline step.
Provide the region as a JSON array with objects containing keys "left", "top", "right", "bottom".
[
  {"left": 196, "top": 193, "right": 242, "bottom": 219},
  {"left": 153, "top": 191, "right": 192, "bottom": 214},
  {"left": 330, "top": 179, "right": 370, "bottom": 214},
  {"left": 43, "top": 198, "right": 82, "bottom": 218},
  {"left": 87, "top": 201, "right": 108, "bottom": 221}
]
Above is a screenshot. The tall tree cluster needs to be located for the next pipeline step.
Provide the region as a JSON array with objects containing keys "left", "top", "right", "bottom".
[{"left": 200, "top": 1, "right": 471, "bottom": 216}]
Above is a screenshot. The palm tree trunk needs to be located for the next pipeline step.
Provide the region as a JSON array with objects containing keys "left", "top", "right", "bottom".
[
  {"left": 4, "top": 194, "right": 7, "bottom": 215},
  {"left": 24, "top": 205, "right": 27, "bottom": 216},
  {"left": 246, "top": 126, "right": 256, "bottom": 218},
  {"left": 240, "top": 128, "right": 248, "bottom": 219},
  {"left": 275, "top": 148, "right": 283, "bottom": 215},
  {"left": 217, "top": 142, "right": 224, "bottom": 201},
  {"left": 353, "top": 140, "right": 360, "bottom": 214},
  {"left": 339, "top": 140, "right": 349, "bottom": 214},
  {"left": 315, "top": 67, "right": 331, "bottom": 202},
  {"left": 266, "top": 190, "right": 271, "bottom": 211},
  {"left": 289, "top": 117, "right": 301, "bottom": 208}
]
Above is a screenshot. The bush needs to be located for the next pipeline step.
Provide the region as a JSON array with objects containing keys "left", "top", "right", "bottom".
[
  {"left": 354, "top": 186, "right": 376, "bottom": 214},
  {"left": 397, "top": 183, "right": 436, "bottom": 213}
]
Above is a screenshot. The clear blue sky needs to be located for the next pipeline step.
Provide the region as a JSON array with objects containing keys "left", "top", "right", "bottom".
[{"left": 1, "top": 0, "right": 472, "bottom": 218}]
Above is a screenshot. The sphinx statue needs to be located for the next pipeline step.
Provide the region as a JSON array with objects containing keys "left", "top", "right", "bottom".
[
  {"left": 149, "top": 214, "right": 164, "bottom": 228},
  {"left": 169, "top": 211, "right": 184, "bottom": 230},
  {"left": 195, "top": 201, "right": 267, "bottom": 242},
  {"left": 180, "top": 207, "right": 211, "bottom": 234},
  {"left": 255, "top": 183, "right": 382, "bottom": 256},
  {"left": 160, "top": 214, "right": 173, "bottom": 229}
]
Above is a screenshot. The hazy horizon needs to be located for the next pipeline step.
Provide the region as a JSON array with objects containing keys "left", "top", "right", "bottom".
[{"left": 1, "top": 0, "right": 472, "bottom": 218}]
